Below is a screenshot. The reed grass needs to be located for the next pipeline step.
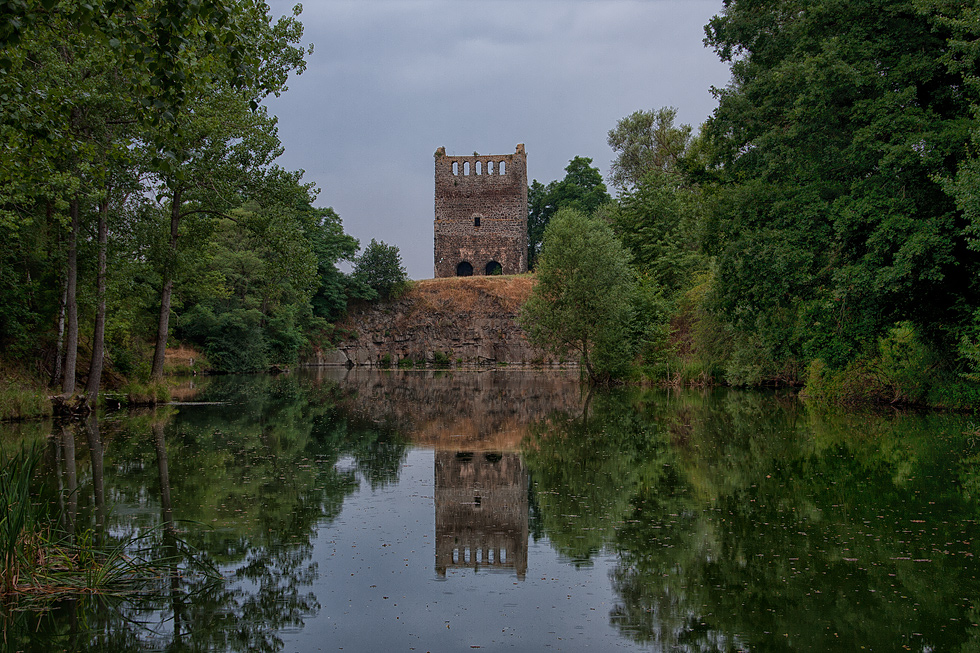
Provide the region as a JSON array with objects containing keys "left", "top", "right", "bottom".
[
  {"left": 0, "top": 444, "right": 42, "bottom": 593},
  {"left": 1, "top": 445, "right": 214, "bottom": 600}
]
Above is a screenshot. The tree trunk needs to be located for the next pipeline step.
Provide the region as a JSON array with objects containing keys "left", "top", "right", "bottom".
[
  {"left": 581, "top": 340, "right": 595, "bottom": 384},
  {"left": 151, "top": 191, "right": 182, "bottom": 380},
  {"left": 52, "top": 272, "right": 68, "bottom": 387},
  {"left": 50, "top": 200, "right": 66, "bottom": 387},
  {"left": 61, "top": 197, "right": 79, "bottom": 397},
  {"left": 85, "top": 199, "right": 109, "bottom": 406}
]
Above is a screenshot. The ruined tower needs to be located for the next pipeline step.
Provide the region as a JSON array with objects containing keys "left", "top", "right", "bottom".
[{"left": 433, "top": 144, "right": 528, "bottom": 278}]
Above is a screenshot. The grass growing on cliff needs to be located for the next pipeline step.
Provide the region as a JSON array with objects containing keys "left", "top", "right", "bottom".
[{"left": 407, "top": 276, "right": 535, "bottom": 316}]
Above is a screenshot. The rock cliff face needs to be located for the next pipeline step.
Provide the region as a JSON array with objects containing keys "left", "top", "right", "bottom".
[{"left": 306, "top": 276, "right": 564, "bottom": 367}]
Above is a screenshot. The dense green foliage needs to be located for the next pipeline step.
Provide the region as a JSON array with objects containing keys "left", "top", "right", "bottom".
[
  {"left": 704, "top": 0, "right": 978, "bottom": 367},
  {"left": 350, "top": 238, "right": 409, "bottom": 301},
  {"left": 0, "top": 1, "right": 398, "bottom": 386},
  {"left": 546, "top": 0, "right": 980, "bottom": 403},
  {"left": 520, "top": 208, "right": 635, "bottom": 383},
  {"left": 527, "top": 156, "right": 611, "bottom": 270},
  {"left": 688, "top": 0, "right": 980, "bottom": 396},
  {"left": 606, "top": 106, "right": 693, "bottom": 192}
]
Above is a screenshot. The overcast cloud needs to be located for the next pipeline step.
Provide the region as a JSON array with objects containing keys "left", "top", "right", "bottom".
[{"left": 263, "top": 0, "right": 732, "bottom": 279}]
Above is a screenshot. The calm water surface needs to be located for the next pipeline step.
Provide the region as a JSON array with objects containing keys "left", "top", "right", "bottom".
[{"left": 4, "top": 369, "right": 980, "bottom": 652}]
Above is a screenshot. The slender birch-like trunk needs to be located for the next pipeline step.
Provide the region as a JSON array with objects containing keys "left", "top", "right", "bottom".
[
  {"left": 61, "top": 197, "right": 79, "bottom": 397},
  {"left": 85, "top": 199, "right": 109, "bottom": 405},
  {"left": 151, "top": 190, "right": 182, "bottom": 380},
  {"left": 52, "top": 273, "right": 67, "bottom": 387}
]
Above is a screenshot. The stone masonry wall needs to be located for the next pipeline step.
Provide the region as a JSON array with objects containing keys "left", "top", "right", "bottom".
[{"left": 433, "top": 144, "right": 528, "bottom": 278}]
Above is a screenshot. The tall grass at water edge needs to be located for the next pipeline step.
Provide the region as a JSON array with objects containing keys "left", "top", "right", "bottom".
[
  {"left": 0, "top": 444, "right": 41, "bottom": 594},
  {"left": 0, "top": 444, "right": 213, "bottom": 600}
]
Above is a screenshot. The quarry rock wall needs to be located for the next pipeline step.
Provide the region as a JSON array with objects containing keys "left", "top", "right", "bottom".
[{"left": 304, "top": 277, "right": 567, "bottom": 368}]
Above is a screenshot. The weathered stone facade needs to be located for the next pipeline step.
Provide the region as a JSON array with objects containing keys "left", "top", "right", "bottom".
[{"left": 433, "top": 144, "right": 528, "bottom": 278}]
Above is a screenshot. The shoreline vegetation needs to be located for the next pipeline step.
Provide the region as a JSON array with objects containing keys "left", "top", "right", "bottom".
[
  {"left": 0, "top": 438, "right": 218, "bottom": 603},
  {"left": 3, "top": 0, "right": 980, "bottom": 423},
  {"left": 3, "top": 271, "right": 980, "bottom": 420}
]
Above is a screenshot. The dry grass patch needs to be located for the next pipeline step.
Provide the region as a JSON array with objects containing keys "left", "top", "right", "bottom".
[
  {"left": 163, "top": 345, "right": 207, "bottom": 375},
  {"left": 0, "top": 364, "right": 52, "bottom": 421},
  {"left": 407, "top": 276, "right": 535, "bottom": 315},
  {"left": 335, "top": 275, "right": 538, "bottom": 339}
]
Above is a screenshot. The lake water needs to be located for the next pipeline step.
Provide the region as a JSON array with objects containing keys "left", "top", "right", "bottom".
[{"left": 4, "top": 369, "right": 980, "bottom": 652}]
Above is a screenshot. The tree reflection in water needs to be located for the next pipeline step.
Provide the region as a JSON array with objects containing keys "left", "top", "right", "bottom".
[
  {"left": 522, "top": 387, "right": 980, "bottom": 652},
  {"left": 5, "top": 374, "right": 407, "bottom": 652},
  {"left": 4, "top": 374, "right": 980, "bottom": 652}
]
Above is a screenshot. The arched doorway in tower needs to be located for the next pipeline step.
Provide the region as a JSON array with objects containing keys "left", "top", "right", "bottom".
[
  {"left": 456, "top": 261, "right": 473, "bottom": 277},
  {"left": 485, "top": 261, "right": 502, "bottom": 276}
]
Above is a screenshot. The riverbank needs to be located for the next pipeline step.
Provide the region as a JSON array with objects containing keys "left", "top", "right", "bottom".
[{"left": 0, "top": 345, "right": 211, "bottom": 421}]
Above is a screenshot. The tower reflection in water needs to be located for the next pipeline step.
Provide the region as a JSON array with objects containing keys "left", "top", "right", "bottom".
[
  {"left": 321, "top": 369, "right": 583, "bottom": 582},
  {"left": 434, "top": 450, "right": 528, "bottom": 580}
]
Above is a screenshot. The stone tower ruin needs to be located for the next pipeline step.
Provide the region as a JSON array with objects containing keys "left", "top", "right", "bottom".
[{"left": 433, "top": 144, "right": 528, "bottom": 278}]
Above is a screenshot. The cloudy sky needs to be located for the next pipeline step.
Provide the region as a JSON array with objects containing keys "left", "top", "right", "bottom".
[{"left": 263, "top": 0, "right": 732, "bottom": 279}]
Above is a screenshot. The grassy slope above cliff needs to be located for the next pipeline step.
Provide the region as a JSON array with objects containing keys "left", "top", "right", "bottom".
[
  {"left": 401, "top": 276, "right": 534, "bottom": 315},
  {"left": 332, "top": 275, "right": 547, "bottom": 365},
  {"left": 340, "top": 275, "right": 535, "bottom": 327}
]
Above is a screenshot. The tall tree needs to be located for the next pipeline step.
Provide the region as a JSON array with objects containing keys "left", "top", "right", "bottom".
[
  {"left": 0, "top": 0, "right": 309, "bottom": 396},
  {"left": 520, "top": 208, "right": 635, "bottom": 383},
  {"left": 0, "top": 10, "right": 135, "bottom": 397},
  {"left": 146, "top": 2, "right": 309, "bottom": 379},
  {"left": 527, "top": 156, "right": 611, "bottom": 270},
  {"left": 610, "top": 171, "right": 708, "bottom": 295},
  {"left": 309, "top": 207, "right": 360, "bottom": 321},
  {"left": 702, "top": 0, "right": 980, "bottom": 369},
  {"left": 607, "top": 107, "right": 693, "bottom": 192},
  {"left": 351, "top": 239, "right": 407, "bottom": 301}
]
